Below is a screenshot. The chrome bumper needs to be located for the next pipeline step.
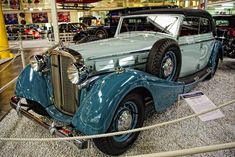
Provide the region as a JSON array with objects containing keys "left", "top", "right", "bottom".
[{"left": 10, "top": 97, "right": 88, "bottom": 149}]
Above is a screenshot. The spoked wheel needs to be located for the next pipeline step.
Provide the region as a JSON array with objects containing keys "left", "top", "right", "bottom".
[
  {"left": 146, "top": 39, "right": 181, "bottom": 81},
  {"left": 94, "top": 93, "right": 144, "bottom": 155}
]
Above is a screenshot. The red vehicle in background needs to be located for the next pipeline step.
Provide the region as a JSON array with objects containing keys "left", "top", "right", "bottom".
[
  {"left": 24, "top": 27, "right": 41, "bottom": 39},
  {"left": 214, "top": 15, "right": 235, "bottom": 58}
]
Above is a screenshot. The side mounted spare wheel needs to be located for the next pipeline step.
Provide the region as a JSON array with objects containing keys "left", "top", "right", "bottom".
[{"left": 146, "top": 39, "right": 181, "bottom": 81}]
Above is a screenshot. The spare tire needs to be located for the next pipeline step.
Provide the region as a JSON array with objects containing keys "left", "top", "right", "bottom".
[{"left": 146, "top": 39, "right": 181, "bottom": 81}]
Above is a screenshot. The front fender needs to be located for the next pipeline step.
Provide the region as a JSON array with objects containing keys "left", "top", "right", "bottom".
[
  {"left": 72, "top": 69, "right": 186, "bottom": 135},
  {"left": 15, "top": 65, "right": 52, "bottom": 107}
]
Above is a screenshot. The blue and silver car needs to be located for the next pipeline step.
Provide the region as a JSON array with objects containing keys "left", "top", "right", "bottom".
[{"left": 10, "top": 9, "right": 222, "bottom": 155}]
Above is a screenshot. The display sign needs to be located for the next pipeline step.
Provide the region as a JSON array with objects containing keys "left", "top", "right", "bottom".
[
  {"left": 32, "top": 12, "right": 48, "bottom": 23},
  {"left": 4, "top": 13, "right": 18, "bottom": 25},
  {"left": 58, "top": 12, "right": 70, "bottom": 22},
  {"left": 180, "top": 91, "right": 224, "bottom": 121}
]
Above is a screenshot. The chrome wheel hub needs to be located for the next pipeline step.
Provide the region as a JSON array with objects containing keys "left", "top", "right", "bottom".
[
  {"left": 117, "top": 110, "right": 133, "bottom": 131},
  {"left": 162, "top": 58, "right": 174, "bottom": 77}
]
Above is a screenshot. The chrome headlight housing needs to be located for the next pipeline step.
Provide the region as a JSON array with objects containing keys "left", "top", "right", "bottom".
[
  {"left": 29, "top": 55, "right": 45, "bottom": 72},
  {"left": 67, "top": 63, "right": 88, "bottom": 84}
]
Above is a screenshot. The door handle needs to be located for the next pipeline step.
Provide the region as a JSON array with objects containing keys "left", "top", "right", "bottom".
[{"left": 200, "top": 42, "right": 203, "bottom": 49}]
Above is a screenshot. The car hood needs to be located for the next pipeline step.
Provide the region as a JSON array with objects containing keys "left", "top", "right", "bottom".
[{"left": 68, "top": 33, "right": 171, "bottom": 60}]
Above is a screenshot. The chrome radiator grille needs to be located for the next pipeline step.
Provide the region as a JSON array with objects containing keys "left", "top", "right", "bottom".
[{"left": 50, "top": 54, "right": 78, "bottom": 115}]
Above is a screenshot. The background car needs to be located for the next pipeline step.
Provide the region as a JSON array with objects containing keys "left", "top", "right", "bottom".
[
  {"left": 73, "top": 5, "right": 179, "bottom": 43},
  {"left": 47, "top": 22, "right": 86, "bottom": 41},
  {"left": 214, "top": 15, "right": 235, "bottom": 58}
]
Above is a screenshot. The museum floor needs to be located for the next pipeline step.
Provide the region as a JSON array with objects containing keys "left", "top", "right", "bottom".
[
  {"left": 0, "top": 40, "right": 234, "bottom": 156},
  {"left": 0, "top": 40, "right": 51, "bottom": 120}
]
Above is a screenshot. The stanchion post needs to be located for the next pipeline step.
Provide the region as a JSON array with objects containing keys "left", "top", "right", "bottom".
[{"left": 19, "top": 32, "right": 26, "bottom": 68}]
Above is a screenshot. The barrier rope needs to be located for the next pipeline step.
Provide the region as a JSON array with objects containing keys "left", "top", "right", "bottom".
[
  {"left": 0, "top": 51, "right": 21, "bottom": 73},
  {"left": 0, "top": 99, "right": 234, "bottom": 142},
  {"left": 129, "top": 141, "right": 235, "bottom": 157}
]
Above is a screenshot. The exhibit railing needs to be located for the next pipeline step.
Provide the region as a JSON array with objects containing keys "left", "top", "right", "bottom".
[
  {"left": 7, "top": 33, "right": 47, "bottom": 41},
  {"left": 59, "top": 32, "right": 76, "bottom": 43},
  {"left": 48, "top": 32, "right": 77, "bottom": 43}
]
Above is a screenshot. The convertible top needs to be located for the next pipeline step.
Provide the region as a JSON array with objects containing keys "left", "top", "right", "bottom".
[{"left": 128, "top": 8, "right": 213, "bottom": 20}]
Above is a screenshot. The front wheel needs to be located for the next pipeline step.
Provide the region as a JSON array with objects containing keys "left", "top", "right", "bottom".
[{"left": 94, "top": 93, "right": 144, "bottom": 155}]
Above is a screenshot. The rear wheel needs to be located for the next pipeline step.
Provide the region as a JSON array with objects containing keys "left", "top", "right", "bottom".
[{"left": 94, "top": 93, "right": 144, "bottom": 155}]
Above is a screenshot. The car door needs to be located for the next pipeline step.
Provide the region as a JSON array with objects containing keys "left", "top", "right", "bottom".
[
  {"left": 178, "top": 16, "right": 201, "bottom": 77},
  {"left": 198, "top": 17, "right": 214, "bottom": 70}
]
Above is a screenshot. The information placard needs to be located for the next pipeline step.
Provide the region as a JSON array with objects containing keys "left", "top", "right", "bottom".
[{"left": 180, "top": 91, "right": 224, "bottom": 121}]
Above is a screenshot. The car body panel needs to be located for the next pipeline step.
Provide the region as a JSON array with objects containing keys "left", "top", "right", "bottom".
[
  {"left": 15, "top": 65, "right": 53, "bottom": 108},
  {"left": 69, "top": 33, "right": 169, "bottom": 60}
]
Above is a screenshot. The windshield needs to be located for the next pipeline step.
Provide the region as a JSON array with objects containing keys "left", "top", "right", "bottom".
[{"left": 119, "top": 14, "right": 179, "bottom": 36}]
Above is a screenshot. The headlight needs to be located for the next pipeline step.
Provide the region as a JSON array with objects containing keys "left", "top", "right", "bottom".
[
  {"left": 67, "top": 64, "right": 80, "bottom": 84},
  {"left": 29, "top": 55, "right": 45, "bottom": 72},
  {"left": 67, "top": 63, "right": 89, "bottom": 84}
]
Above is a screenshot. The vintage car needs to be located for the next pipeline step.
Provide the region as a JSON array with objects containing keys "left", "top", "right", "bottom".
[
  {"left": 213, "top": 15, "right": 235, "bottom": 58},
  {"left": 47, "top": 23, "right": 86, "bottom": 41},
  {"left": 11, "top": 9, "right": 222, "bottom": 155}
]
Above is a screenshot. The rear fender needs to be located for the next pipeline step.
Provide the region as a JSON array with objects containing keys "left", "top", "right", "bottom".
[{"left": 211, "top": 40, "right": 223, "bottom": 61}]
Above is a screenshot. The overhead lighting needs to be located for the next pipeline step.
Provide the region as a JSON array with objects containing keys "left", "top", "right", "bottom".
[{"left": 29, "top": 8, "right": 33, "bottom": 11}]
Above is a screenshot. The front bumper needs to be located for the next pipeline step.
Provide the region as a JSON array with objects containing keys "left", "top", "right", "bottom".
[{"left": 10, "top": 96, "right": 88, "bottom": 149}]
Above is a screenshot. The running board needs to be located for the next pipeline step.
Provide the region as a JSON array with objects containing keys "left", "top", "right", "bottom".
[{"left": 179, "top": 68, "right": 211, "bottom": 84}]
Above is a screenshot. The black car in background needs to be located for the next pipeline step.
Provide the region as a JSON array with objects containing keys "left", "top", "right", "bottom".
[
  {"left": 47, "top": 23, "right": 86, "bottom": 41},
  {"left": 73, "top": 5, "right": 178, "bottom": 43},
  {"left": 214, "top": 15, "right": 235, "bottom": 58}
]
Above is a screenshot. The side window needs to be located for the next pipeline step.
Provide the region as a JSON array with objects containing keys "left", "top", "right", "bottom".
[
  {"left": 180, "top": 17, "right": 199, "bottom": 36},
  {"left": 200, "top": 18, "right": 211, "bottom": 34}
]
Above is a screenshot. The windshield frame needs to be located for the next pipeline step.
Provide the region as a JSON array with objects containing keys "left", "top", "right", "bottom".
[{"left": 115, "top": 14, "right": 182, "bottom": 38}]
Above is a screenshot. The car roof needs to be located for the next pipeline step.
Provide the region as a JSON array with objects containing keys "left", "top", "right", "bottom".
[{"left": 128, "top": 8, "right": 212, "bottom": 19}]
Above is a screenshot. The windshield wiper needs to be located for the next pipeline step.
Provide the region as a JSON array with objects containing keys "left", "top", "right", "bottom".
[{"left": 161, "top": 17, "right": 178, "bottom": 33}]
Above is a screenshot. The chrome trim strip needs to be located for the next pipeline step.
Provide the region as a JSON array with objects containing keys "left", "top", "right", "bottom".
[{"left": 179, "top": 38, "right": 214, "bottom": 46}]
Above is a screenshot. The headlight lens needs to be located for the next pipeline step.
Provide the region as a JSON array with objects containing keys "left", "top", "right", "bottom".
[
  {"left": 29, "top": 55, "right": 45, "bottom": 72},
  {"left": 67, "top": 64, "right": 80, "bottom": 84}
]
